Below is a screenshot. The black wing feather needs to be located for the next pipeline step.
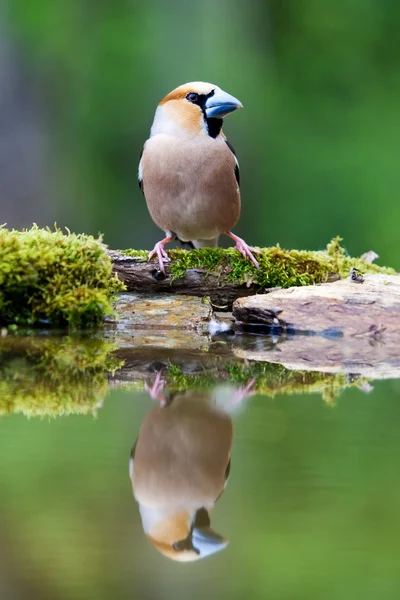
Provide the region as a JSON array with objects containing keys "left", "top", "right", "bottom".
[
  {"left": 138, "top": 149, "right": 144, "bottom": 193},
  {"left": 225, "top": 139, "right": 240, "bottom": 186}
]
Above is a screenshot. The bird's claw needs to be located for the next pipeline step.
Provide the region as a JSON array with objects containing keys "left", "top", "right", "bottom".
[
  {"left": 234, "top": 240, "right": 261, "bottom": 269},
  {"left": 227, "top": 232, "right": 261, "bottom": 269},
  {"left": 145, "top": 372, "right": 167, "bottom": 406},
  {"left": 232, "top": 377, "right": 257, "bottom": 405},
  {"left": 148, "top": 242, "right": 170, "bottom": 273}
]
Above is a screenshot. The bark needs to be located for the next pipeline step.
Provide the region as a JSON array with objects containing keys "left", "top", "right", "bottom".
[
  {"left": 232, "top": 274, "right": 400, "bottom": 378},
  {"left": 109, "top": 250, "right": 260, "bottom": 307},
  {"left": 233, "top": 274, "right": 400, "bottom": 336}
]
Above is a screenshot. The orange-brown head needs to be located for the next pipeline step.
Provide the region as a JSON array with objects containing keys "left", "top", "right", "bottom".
[
  {"left": 144, "top": 507, "right": 228, "bottom": 563},
  {"left": 150, "top": 82, "right": 243, "bottom": 138}
]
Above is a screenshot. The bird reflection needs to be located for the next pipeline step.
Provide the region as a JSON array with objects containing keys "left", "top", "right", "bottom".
[{"left": 130, "top": 374, "right": 254, "bottom": 562}]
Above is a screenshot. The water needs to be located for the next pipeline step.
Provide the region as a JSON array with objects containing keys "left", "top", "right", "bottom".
[{"left": 1, "top": 334, "right": 400, "bottom": 599}]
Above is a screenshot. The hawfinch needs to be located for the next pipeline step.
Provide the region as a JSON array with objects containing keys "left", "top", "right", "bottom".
[
  {"left": 138, "top": 82, "right": 261, "bottom": 273},
  {"left": 129, "top": 375, "right": 254, "bottom": 562}
]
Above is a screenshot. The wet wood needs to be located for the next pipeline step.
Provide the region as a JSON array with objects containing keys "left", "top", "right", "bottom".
[
  {"left": 109, "top": 250, "right": 259, "bottom": 307},
  {"left": 233, "top": 274, "right": 400, "bottom": 336},
  {"left": 232, "top": 274, "right": 400, "bottom": 379},
  {"left": 103, "top": 273, "right": 400, "bottom": 382}
]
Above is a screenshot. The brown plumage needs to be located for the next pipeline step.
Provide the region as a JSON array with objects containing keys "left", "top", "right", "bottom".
[
  {"left": 139, "top": 81, "right": 261, "bottom": 271},
  {"left": 132, "top": 393, "right": 233, "bottom": 507},
  {"left": 141, "top": 134, "right": 239, "bottom": 243},
  {"left": 128, "top": 372, "right": 261, "bottom": 562}
]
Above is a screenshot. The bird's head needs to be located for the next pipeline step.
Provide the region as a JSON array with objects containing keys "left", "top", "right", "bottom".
[
  {"left": 144, "top": 506, "right": 228, "bottom": 563},
  {"left": 150, "top": 82, "right": 243, "bottom": 138}
]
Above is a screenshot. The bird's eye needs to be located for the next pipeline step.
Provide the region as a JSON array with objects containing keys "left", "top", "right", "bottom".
[
  {"left": 186, "top": 92, "right": 199, "bottom": 103},
  {"left": 172, "top": 541, "right": 186, "bottom": 552}
]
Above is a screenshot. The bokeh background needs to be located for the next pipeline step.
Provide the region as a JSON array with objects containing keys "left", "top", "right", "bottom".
[{"left": 1, "top": 0, "right": 399, "bottom": 266}]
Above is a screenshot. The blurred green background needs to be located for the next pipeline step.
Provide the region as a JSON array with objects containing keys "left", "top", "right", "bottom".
[{"left": 1, "top": 0, "right": 399, "bottom": 266}]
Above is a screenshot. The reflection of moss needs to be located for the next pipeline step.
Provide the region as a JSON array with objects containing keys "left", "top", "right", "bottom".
[
  {"left": 167, "top": 361, "right": 357, "bottom": 405},
  {"left": 124, "top": 237, "right": 394, "bottom": 287},
  {"left": 0, "top": 226, "right": 124, "bottom": 328},
  {"left": 0, "top": 336, "right": 123, "bottom": 417}
]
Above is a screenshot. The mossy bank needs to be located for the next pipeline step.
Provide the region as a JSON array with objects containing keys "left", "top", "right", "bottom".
[
  {"left": 124, "top": 236, "right": 395, "bottom": 289},
  {"left": 0, "top": 226, "right": 124, "bottom": 327},
  {"left": 1, "top": 226, "right": 395, "bottom": 328}
]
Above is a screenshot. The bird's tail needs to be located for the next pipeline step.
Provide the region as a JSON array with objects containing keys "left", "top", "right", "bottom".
[{"left": 191, "top": 237, "right": 219, "bottom": 249}]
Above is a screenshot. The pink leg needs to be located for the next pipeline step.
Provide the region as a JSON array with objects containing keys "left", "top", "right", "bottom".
[
  {"left": 225, "top": 231, "right": 261, "bottom": 269},
  {"left": 144, "top": 371, "right": 167, "bottom": 406},
  {"left": 148, "top": 234, "right": 174, "bottom": 273},
  {"left": 231, "top": 377, "right": 257, "bottom": 406}
]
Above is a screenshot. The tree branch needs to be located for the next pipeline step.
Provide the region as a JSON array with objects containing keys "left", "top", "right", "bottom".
[{"left": 109, "top": 250, "right": 259, "bottom": 307}]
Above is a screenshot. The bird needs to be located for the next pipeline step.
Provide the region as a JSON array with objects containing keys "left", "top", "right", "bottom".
[
  {"left": 138, "top": 81, "right": 261, "bottom": 273},
  {"left": 129, "top": 373, "right": 255, "bottom": 562}
]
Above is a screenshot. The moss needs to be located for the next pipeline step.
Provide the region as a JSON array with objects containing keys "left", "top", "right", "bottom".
[
  {"left": 124, "top": 237, "right": 395, "bottom": 288},
  {"left": 166, "top": 361, "right": 359, "bottom": 405},
  {"left": 0, "top": 333, "right": 362, "bottom": 417},
  {"left": 0, "top": 335, "right": 122, "bottom": 418},
  {"left": 0, "top": 225, "right": 125, "bottom": 328},
  {"left": 3, "top": 228, "right": 393, "bottom": 328}
]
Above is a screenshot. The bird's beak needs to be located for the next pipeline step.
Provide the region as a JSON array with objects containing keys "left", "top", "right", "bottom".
[
  {"left": 192, "top": 527, "right": 229, "bottom": 558},
  {"left": 205, "top": 88, "right": 243, "bottom": 119}
]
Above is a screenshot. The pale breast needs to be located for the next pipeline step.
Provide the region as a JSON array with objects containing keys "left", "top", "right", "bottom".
[{"left": 141, "top": 134, "right": 240, "bottom": 241}]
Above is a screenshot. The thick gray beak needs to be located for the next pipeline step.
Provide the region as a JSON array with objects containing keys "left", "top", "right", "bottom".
[
  {"left": 205, "top": 88, "right": 243, "bottom": 119},
  {"left": 192, "top": 527, "right": 229, "bottom": 558}
]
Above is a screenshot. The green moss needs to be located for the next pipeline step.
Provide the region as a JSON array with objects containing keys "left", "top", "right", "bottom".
[
  {"left": 0, "top": 226, "right": 125, "bottom": 328},
  {"left": 166, "top": 361, "right": 359, "bottom": 405},
  {"left": 0, "top": 333, "right": 363, "bottom": 417},
  {"left": 0, "top": 336, "right": 123, "bottom": 417},
  {"left": 124, "top": 237, "right": 395, "bottom": 288}
]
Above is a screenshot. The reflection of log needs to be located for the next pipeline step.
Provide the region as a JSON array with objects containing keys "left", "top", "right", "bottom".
[
  {"left": 108, "top": 329, "right": 400, "bottom": 384},
  {"left": 108, "top": 345, "right": 235, "bottom": 387},
  {"left": 109, "top": 251, "right": 266, "bottom": 307},
  {"left": 234, "top": 335, "right": 400, "bottom": 379},
  {"left": 107, "top": 343, "right": 360, "bottom": 405}
]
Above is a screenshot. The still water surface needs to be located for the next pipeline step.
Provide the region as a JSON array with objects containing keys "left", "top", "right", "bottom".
[{"left": 1, "top": 337, "right": 400, "bottom": 599}]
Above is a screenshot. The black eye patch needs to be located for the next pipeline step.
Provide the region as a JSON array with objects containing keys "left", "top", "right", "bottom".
[
  {"left": 185, "top": 90, "right": 222, "bottom": 138},
  {"left": 172, "top": 537, "right": 200, "bottom": 555},
  {"left": 185, "top": 89, "right": 215, "bottom": 109},
  {"left": 186, "top": 92, "right": 199, "bottom": 103}
]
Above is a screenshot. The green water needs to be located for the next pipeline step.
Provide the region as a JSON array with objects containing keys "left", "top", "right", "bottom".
[{"left": 1, "top": 338, "right": 400, "bottom": 599}]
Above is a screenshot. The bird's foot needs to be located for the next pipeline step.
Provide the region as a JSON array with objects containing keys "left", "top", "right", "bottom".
[
  {"left": 232, "top": 377, "right": 257, "bottom": 405},
  {"left": 145, "top": 371, "right": 167, "bottom": 406},
  {"left": 148, "top": 235, "right": 173, "bottom": 273},
  {"left": 226, "top": 232, "right": 261, "bottom": 269}
]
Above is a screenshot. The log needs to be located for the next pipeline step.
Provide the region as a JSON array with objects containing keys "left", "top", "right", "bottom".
[
  {"left": 109, "top": 250, "right": 259, "bottom": 307},
  {"left": 104, "top": 275, "right": 400, "bottom": 381},
  {"left": 109, "top": 243, "right": 395, "bottom": 311},
  {"left": 2, "top": 227, "right": 395, "bottom": 327},
  {"left": 232, "top": 274, "right": 400, "bottom": 378},
  {"left": 233, "top": 274, "right": 400, "bottom": 336}
]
